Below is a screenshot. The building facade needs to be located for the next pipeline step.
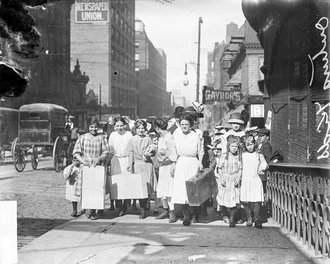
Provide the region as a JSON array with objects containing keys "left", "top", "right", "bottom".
[
  {"left": 242, "top": 0, "right": 330, "bottom": 164},
  {"left": 135, "top": 19, "right": 167, "bottom": 118},
  {"left": 71, "top": 0, "right": 136, "bottom": 118},
  {"left": 110, "top": 0, "right": 136, "bottom": 117},
  {"left": 226, "top": 21, "right": 265, "bottom": 128}
]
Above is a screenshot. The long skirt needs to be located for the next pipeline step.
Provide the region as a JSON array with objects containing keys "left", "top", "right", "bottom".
[
  {"left": 172, "top": 156, "right": 199, "bottom": 204},
  {"left": 157, "top": 164, "right": 174, "bottom": 198},
  {"left": 134, "top": 160, "right": 156, "bottom": 195}
]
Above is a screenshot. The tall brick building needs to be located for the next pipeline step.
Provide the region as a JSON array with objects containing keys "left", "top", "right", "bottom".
[
  {"left": 71, "top": 0, "right": 136, "bottom": 118},
  {"left": 135, "top": 19, "right": 167, "bottom": 118}
]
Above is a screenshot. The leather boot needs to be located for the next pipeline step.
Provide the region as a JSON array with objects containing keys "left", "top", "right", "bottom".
[
  {"left": 244, "top": 203, "right": 252, "bottom": 226},
  {"left": 139, "top": 207, "right": 146, "bottom": 219},
  {"left": 118, "top": 202, "right": 127, "bottom": 217},
  {"left": 253, "top": 202, "right": 262, "bottom": 228},
  {"left": 71, "top": 202, "right": 78, "bottom": 217},
  {"left": 183, "top": 205, "right": 191, "bottom": 226},
  {"left": 139, "top": 198, "right": 147, "bottom": 219},
  {"left": 155, "top": 208, "right": 169, "bottom": 219},
  {"left": 169, "top": 210, "right": 177, "bottom": 223},
  {"left": 229, "top": 208, "right": 237, "bottom": 227}
]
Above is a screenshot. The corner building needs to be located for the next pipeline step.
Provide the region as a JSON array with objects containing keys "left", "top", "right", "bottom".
[{"left": 71, "top": 0, "right": 136, "bottom": 118}]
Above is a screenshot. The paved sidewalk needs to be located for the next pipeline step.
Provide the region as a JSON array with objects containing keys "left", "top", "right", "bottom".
[{"left": 19, "top": 207, "right": 313, "bottom": 264}]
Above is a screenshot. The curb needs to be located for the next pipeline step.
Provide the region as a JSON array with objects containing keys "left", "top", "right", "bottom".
[{"left": 278, "top": 225, "right": 329, "bottom": 264}]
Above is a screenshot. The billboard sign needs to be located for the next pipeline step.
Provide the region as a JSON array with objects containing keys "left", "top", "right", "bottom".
[
  {"left": 75, "top": 0, "right": 109, "bottom": 23},
  {"left": 202, "top": 86, "right": 241, "bottom": 104}
]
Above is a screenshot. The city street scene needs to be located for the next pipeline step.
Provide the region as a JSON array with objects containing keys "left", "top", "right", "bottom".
[{"left": 0, "top": 0, "right": 329, "bottom": 264}]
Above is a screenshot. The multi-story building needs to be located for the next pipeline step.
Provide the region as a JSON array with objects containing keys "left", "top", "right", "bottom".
[
  {"left": 226, "top": 20, "right": 264, "bottom": 127},
  {"left": 71, "top": 0, "right": 136, "bottom": 118},
  {"left": 135, "top": 19, "right": 167, "bottom": 118},
  {"left": 205, "top": 23, "right": 239, "bottom": 127},
  {"left": 110, "top": 0, "right": 136, "bottom": 117}
]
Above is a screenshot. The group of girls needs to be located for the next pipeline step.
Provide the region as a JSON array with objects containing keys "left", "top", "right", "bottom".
[
  {"left": 64, "top": 114, "right": 203, "bottom": 225},
  {"left": 63, "top": 113, "right": 268, "bottom": 229},
  {"left": 214, "top": 134, "right": 268, "bottom": 228}
]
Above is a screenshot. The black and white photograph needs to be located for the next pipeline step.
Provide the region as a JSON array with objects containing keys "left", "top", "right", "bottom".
[{"left": 0, "top": 0, "right": 329, "bottom": 263}]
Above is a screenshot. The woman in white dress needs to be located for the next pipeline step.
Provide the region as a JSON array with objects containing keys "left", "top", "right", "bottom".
[
  {"left": 172, "top": 115, "right": 204, "bottom": 226},
  {"left": 108, "top": 117, "right": 133, "bottom": 216},
  {"left": 153, "top": 118, "right": 177, "bottom": 221},
  {"left": 240, "top": 136, "right": 268, "bottom": 228}
]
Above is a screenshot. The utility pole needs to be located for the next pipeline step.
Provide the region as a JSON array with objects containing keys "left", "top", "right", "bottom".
[
  {"left": 99, "top": 84, "right": 101, "bottom": 121},
  {"left": 196, "top": 17, "right": 203, "bottom": 103}
]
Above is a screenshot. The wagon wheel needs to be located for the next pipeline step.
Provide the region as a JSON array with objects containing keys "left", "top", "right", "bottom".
[
  {"left": 12, "top": 139, "right": 26, "bottom": 172},
  {"left": 53, "top": 137, "right": 65, "bottom": 172},
  {"left": 31, "top": 145, "right": 39, "bottom": 170},
  {"left": 11, "top": 137, "right": 19, "bottom": 158},
  {"left": 0, "top": 146, "right": 5, "bottom": 165}
]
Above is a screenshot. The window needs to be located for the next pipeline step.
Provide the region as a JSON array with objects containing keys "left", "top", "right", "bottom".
[
  {"left": 135, "top": 53, "right": 139, "bottom": 61},
  {"left": 135, "top": 41, "right": 139, "bottom": 48}
]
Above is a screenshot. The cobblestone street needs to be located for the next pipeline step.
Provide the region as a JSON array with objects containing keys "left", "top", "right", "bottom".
[{"left": 0, "top": 157, "right": 74, "bottom": 249}]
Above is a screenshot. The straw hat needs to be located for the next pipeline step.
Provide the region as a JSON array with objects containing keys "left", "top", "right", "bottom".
[{"left": 227, "top": 112, "right": 244, "bottom": 124}]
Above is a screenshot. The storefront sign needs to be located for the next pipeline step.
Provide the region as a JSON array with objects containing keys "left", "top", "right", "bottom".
[
  {"left": 75, "top": 0, "right": 109, "bottom": 23},
  {"left": 251, "top": 104, "right": 264, "bottom": 118},
  {"left": 202, "top": 86, "right": 241, "bottom": 104}
]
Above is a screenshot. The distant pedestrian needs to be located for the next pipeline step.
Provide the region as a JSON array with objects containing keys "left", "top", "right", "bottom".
[
  {"left": 215, "top": 135, "right": 242, "bottom": 228},
  {"left": 72, "top": 116, "right": 109, "bottom": 220},
  {"left": 63, "top": 157, "right": 83, "bottom": 217},
  {"left": 240, "top": 136, "right": 268, "bottom": 228},
  {"left": 168, "top": 106, "right": 185, "bottom": 134},
  {"left": 221, "top": 112, "right": 245, "bottom": 154}
]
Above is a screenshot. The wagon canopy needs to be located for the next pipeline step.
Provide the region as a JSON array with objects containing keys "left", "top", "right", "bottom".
[{"left": 19, "top": 103, "right": 68, "bottom": 113}]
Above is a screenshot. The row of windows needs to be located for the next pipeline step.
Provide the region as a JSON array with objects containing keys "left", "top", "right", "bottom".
[
  {"left": 111, "top": 26, "right": 134, "bottom": 55},
  {"left": 111, "top": 47, "right": 135, "bottom": 69},
  {"left": 112, "top": 87, "right": 136, "bottom": 104},
  {"left": 110, "top": 0, "right": 134, "bottom": 24},
  {"left": 112, "top": 67, "right": 136, "bottom": 87},
  {"left": 111, "top": 9, "right": 134, "bottom": 39}
]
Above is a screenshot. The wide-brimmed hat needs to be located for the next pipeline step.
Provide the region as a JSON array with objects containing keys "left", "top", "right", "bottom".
[
  {"left": 228, "top": 112, "right": 244, "bottom": 125},
  {"left": 173, "top": 106, "right": 185, "bottom": 118},
  {"left": 257, "top": 128, "right": 270, "bottom": 136}
]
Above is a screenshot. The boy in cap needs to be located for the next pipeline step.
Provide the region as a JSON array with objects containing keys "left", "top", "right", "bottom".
[
  {"left": 257, "top": 128, "right": 272, "bottom": 164},
  {"left": 257, "top": 128, "right": 272, "bottom": 222}
]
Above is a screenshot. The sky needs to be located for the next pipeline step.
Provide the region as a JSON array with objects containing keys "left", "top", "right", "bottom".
[{"left": 136, "top": 0, "right": 247, "bottom": 104}]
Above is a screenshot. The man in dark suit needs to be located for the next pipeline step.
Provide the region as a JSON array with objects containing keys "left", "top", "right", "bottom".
[{"left": 168, "top": 106, "right": 185, "bottom": 134}]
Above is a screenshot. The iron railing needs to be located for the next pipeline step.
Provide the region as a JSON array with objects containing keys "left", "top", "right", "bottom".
[{"left": 267, "top": 163, "right": 330, "bottom": 259}]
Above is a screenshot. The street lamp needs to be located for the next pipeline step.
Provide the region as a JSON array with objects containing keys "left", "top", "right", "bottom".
[
  {"left": 183, "top": 63, "right": 189, "bottom": 86},
  {"left": 182, "top": 18, "right": 203, "bottom": 102}
]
